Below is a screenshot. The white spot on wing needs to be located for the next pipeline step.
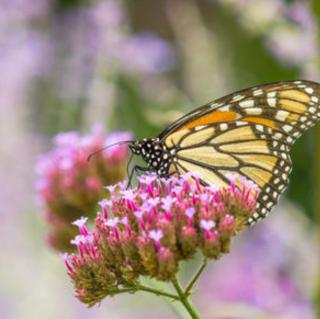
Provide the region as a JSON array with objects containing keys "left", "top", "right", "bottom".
[
  {"left": 267, "top": 98, "right": 277, "bottom": 107},
  {"left": 267, "top": 92, "right": 276, "bottom": 98},
  {"left": 253, "top": 212, "right": 259, "bottom": 219},
  {"left": 220, "top": 123, "right": 228, "bottom": 131},
  {"left": 305, "top": 87, "right": 314, "bottom": 94},
  {"left": 239, "top": 99, "right": 255, "bottom": 108},
  {"left": 219, "top": 105, "right": 230, "bottom": 111},
  {"left": 267, "top": 202, "right": 273, "bottom": 208},
  {"left": 300, "top": 116, "right": 307, "bottom": 122},
  {"left": 245, "top": 108, "right": 263, "bottom": 115},
  {"left": 194, "top": 125, "right": 206, "bottom": 131},
  {"left": 210, "top": 103, "right": 222, "bottom": 109},
  {"left": 235, "top": 121, "right": 247, "bottom": 126},
  {"left": 309, "top": 107, "right": 316, "bottom": 114},
  {"left": 232, "top": 95, "right": 245, "bottom": 102},
  {"left": 275, "top": 110, "right": 289, "bottom": 121},
  {"left": 283, "top": 124, "right": 293, "bottom": 132},
  {"left": 253, "top": 89, "right": 263, "bottom": 96}
]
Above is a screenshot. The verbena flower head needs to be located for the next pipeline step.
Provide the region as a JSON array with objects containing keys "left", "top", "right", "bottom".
[
  {"left": 63, "top": 173, "right": 259, "bottom": 306},
  {"left": 35, "top": 124, "right": 131, "bottom": 251}
]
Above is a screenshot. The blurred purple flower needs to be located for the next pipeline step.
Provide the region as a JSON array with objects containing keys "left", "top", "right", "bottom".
[
  {"left": 266, "top": 1, "right": 317, "bottom": 67},
  {"left": 114, "top": 33, "right": 176, "bottom": 74},
  {"left": 0, "top": 0, "right": 51, "bottom": 22},
  {"left": 218, "top": 0, "right": 319, "bottom": 71},
  {"left": 0, "top": 0, "right": 51, "bottom": 112},
  {"left": 49, "top": 0, "right": 175, "bottom": 102},
  {"left": 287, "top": 2, "right": 316, "bottom": 30},
  {"left": 267, "top": 27, "right": 317, "bottom": 66},
  {"left": 90, "top": 0, "right": 124, "bottom": 29},
  {"left": 197, "top": 209, "right": 317, "bottom": 319},
  {"left": 51, "top": 6, "right": 100, "bottom": 101}
]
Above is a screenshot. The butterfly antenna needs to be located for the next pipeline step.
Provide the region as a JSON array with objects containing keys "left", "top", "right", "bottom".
[{"left": 87, "top": 140, "right": 134, "bottom": 161}]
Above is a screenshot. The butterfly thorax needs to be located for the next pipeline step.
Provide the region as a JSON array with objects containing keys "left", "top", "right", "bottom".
[{"left": 129, "top": 138, "right": 172, "bottom": 177}]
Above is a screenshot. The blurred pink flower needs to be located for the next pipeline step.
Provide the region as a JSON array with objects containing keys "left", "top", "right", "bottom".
[{"left": 35, "top": 124, "right": 131, "bottom": 251}]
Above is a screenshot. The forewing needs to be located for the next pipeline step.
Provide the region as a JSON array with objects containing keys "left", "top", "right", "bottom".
[
  {"left": 159, "top": 80, "right": 320, "bottom": 223},
  {"left": 159, "top": 80, "right": 320, "bottom": 146}
]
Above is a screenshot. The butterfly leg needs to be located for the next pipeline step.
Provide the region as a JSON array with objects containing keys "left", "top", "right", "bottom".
[{"left": 127, "top": 165, "right": 149, "bottom": 188}]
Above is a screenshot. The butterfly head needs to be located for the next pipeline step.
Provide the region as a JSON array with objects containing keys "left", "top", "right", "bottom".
[{"left": 129, "top": 138, "right": 172, "bottom": 176}]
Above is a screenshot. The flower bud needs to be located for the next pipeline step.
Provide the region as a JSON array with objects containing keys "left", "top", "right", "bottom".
[
  {"left": 180, "top": 225, "right": 197, "bottom": 258},
  {"left": 157, "top": 247, "right": 177, "bottom": 281},
  {"left": 137, "top": 236, "right": 158, "bottom": 277}
]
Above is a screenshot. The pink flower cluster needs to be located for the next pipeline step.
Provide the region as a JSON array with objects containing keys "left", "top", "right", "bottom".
[
  {"left": 35, "top": 124, "right": 131, "bottom": 251},
  {"left": 63, "top": 173, "right": 259, "bottom": 306}
]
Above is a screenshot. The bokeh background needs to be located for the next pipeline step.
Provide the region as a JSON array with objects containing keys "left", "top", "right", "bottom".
[{"left": 1, "top": 0, "right": 320, "bottom": 318}]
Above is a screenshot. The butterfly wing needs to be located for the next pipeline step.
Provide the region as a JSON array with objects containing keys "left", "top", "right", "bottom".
[
  {"left": 159, "top": 80, "right": 320, "bottom": 224},
  {"left": 160, "top": 80, "right": 320, "bottom": 142}
]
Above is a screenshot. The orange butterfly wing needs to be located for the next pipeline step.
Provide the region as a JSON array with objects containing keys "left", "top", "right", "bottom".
[{"left": 159, "top": 80, "right": 320, "bottom": 224}]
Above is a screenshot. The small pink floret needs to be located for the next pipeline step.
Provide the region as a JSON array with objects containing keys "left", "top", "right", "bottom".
[
  {"left": 105, "top": 217, "right": 119, "bottom": 228},
  {"left": 98, "top": 199, "right": 111, "bottom": 208},
  {"left": 148, "top": 229, "right": 164, "bottom": 242},
  {"left": 200, "top": 220, "right": 216, "bottom": 231},
  {"left": 72, "top": 216, "right": 88, "bottom": 228},
  {"left": 185, "top": 207, "right": 196, "bottom": 219}
]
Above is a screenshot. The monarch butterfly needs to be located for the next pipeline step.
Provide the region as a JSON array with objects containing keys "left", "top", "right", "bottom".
[{"left": 92, "top": 80, "right": 320, "bottom": 225}]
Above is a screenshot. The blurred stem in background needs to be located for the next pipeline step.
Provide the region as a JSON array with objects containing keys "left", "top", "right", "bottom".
[
  {"left": 53, "top": 0, "right": 93, "bottom": 11},
  {"left": 33, "top": 2, "right": 92, "bottom": 135},
  {"left": 165, "top": 0, "right": 232, "bottom": 102},
  {"left": 311, "top": 0, "right": 320, "bottom": 315}
]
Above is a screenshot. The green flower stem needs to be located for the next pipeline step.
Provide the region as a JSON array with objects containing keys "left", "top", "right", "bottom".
[
  {"left": 127, "top": 259, "right": 208, "bottom": 318},
  {"left": 185, "top": 258, "right": 207, "bottom": 296},
  {"left": 113, "top": 288, "right": 138, "bottom": 295},
  {"left": 136, "top": 284, "right": 180, "bottom": 300},
  {"left": 172, "top": 278, "right": 202, "bottom": 319}
]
